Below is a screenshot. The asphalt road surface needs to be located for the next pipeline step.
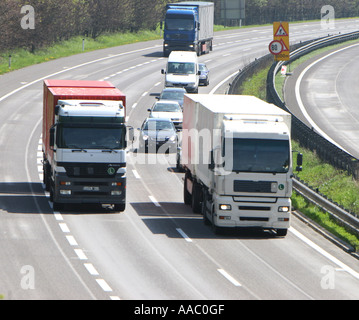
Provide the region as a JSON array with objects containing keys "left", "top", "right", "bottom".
[
  {"left": 285, "top": 42, "right": 359, "bottom": 158},
  {"left": 1, "top": 20, "right": 359, "bottom": 300}
]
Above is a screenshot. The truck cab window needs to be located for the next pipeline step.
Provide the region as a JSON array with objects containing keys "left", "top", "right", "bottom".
[
  {"left": 57, "top": 126, "right": 125, "bottom": 150},
  {"left": 231, "top": 139, "right": 290, "bottom": 173},
  {"left": 165, "top": 15, "right": 194, "bottom": 31}
]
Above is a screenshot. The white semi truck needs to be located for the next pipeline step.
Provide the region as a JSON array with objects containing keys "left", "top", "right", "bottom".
[{"left": 181, "top": 94, "right": 302, "bottom": 236}]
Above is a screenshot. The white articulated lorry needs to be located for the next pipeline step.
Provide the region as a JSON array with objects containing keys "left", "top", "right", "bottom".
[{"left": 181, "top": 94, "right": 302, "bottom": 236}]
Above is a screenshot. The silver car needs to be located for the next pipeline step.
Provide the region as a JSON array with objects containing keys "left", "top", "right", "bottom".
[
  {"left": 148, "top": 100, "right": 183, "bottom": 129},
  {"left": 138, "top": 118, "right": 178, "bottom": 153}
]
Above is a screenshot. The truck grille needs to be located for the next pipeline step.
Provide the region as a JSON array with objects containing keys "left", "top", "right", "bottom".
[
  {"left": 62, "top": 163, "right": 124, "bottom": 178},
  {"left": 170, "top": 34, "right": 188, "bottom": 40},
  {"left": 234, "top": 180, "right": 274, "bottom": 193}
]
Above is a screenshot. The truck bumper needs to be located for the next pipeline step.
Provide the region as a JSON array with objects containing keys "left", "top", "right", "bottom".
[
  {"left": 52, "top": 173, "right": 126, "bottom": 205},
  {"left": 163, "top": 41, "right": 196, "bottom": 55},
  {"left": 213, "top": 196, "right": 291, "bottom": 230}
]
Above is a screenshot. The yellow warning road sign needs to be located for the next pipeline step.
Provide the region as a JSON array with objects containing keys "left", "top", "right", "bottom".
[{"left": 272, "top": 22, "right": 289, "bottom": 61}]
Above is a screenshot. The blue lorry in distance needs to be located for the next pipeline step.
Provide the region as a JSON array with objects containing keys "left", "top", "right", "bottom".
[{"left": 163, "top": 2, "right": 214, "bottom": 57}]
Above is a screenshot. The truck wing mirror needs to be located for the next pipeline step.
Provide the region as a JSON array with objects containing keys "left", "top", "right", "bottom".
[
  {"left": 127, "top": 126, "right": 134, "bottom": 144},
  {"left": 161, "top": 69, "right": 166, "bottom": 75},
  {"left": 296, "top": 153, "right": 303, "bottom": 172},
  {"left": 208, "top": 150, "right": 215, "bottom": 170},
  {"left": 49, "top": 126, "right": 56, "bottom": 148}
]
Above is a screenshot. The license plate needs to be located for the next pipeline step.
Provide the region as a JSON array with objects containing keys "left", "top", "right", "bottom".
[{"left": 83, "top": 186, "right": 100, "bottom": 191}]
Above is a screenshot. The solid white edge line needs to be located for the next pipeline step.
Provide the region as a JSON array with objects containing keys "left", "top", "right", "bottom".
[
  {"left": 210, "top": 70, "right": 240, "bottom": 94},
  {"left": 294, "top": 43, "right": 359, "bottom": 155},
  {"left": 289, "top": 227, "right": 359, "bottom": 280}
]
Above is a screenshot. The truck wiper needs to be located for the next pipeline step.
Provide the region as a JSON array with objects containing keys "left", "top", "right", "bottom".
[
  {"left": 98, "top": 146, "right": 119, "bottom": 153},
  {"left": 68, "top": 145, "right": 88, "bottom": 152}
]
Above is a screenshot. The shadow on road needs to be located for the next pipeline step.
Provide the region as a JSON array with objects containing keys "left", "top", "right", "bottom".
[{"left": 130, "top": 201, "right": 279, "bottom": 240}]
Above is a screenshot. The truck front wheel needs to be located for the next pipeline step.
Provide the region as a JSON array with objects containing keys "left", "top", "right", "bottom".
[
  {"left": 114, "top": 203, "right": 126, "bottom": 212},
  {"left": 276, "top": 229, "right": 288, "bottom": 237},
  {"left": 211, "top": 206, "right": 222, "bottom": 235},
  {"left": 191, "top": 181, "right": 202, "bottom": 214},
  {"left": 184, "top": 172, "right": 192, "bottom": 205}
]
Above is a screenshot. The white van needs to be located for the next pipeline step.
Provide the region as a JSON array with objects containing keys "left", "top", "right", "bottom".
[{"left": 161, "top": 51, "right": 199, "bottom": 93}]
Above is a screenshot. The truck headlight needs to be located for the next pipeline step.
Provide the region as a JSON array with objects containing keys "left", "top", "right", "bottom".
[
  {"left": 111, "top": 191, "right": 122, "bottom": 196},
  {"left": 60, "top": 190, "right": 71, "bottom": 195},
  {"left": 278, "top": 206, "right": 290, "bottom": 212},
  {"left": 219, "top": 204, "right": 231, "bottom": 211}
]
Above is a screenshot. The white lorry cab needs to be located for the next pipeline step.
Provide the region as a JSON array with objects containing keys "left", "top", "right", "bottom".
[
  {"left": 181, "top": 94, "right": 303, "bottom": 237},
  {"left": 162, "top": 51, "right": 200, "bottom": 93}
]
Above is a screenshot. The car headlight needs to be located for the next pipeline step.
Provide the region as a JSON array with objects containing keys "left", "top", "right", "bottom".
[
  {"left": 142, "top": 135, "right": 149, "bottom": 141},
  {"left": 169, "top": 135, "right": 176, "bottom": 142}
]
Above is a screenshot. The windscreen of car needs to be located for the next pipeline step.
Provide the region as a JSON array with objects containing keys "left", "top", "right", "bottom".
[
  {"left": 199, "top": 64, "right": 207, "bottom": 72},
  {"left": 143, "top": 120, "right": 174, "bottom": 131},
  {"left": 160, "top": 91, "right": 185, "bottom": 101},
  {"left": 153, "top": 103, "right": 181, "bottom": 112}
]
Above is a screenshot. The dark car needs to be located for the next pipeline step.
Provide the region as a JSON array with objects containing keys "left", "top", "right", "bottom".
[
  {"left": 199, "top": 63, "right": 209, "bottom": 86},
  {"left": 157, "top": 87, "right": 186, "bottom": 108},
  {"left": 138, "top": 118, "right": 178, "bottom": 153}
]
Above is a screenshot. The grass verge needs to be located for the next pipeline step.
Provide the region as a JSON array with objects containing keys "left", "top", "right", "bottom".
[{"left": 0, "top": 30, "right": 162, "bottom": 75}]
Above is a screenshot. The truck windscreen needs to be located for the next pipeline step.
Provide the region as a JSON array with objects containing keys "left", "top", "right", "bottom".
[
  {"left": 57, "top": 125, "right": 125, "bottom": 150},
  {"left": 230, "top": 139, "right": 290, "bottom": 173},
  {"left": 165, "top": 15, "right": 194, "bottom": 31}
]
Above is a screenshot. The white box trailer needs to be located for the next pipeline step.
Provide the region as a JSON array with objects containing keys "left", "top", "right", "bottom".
[{"left": 181, "top": 94, "right": 301, "bottom": 236}]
